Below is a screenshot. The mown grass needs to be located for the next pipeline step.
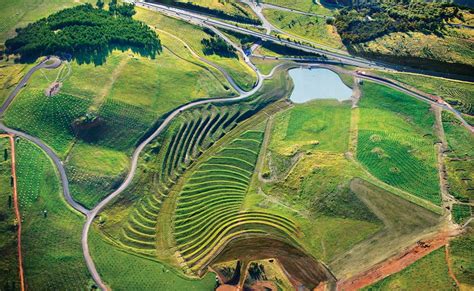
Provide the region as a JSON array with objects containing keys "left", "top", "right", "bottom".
[
  {"left": 250, "top": 57, "right": 282, "bottom": 75},
  {"left": 89, "top": 228, "right": 216, "bottom": 290},
  {"left": 363, "top": 248, "right": 456, "bottom": 290},
  {"left": 0, "top": 137, "right": 19, "bottom": 289},
  {"left": 66, "top": 142, "right": 129, "bottom": 209},
  {"left": 357, "top": 82, "right": 440, "bottom": 205},
  {"left": 450, "top": 224, "right": 474, "bottom": 288},
  {"left": 262, "top": 0, "right": 334, "bottom": 15},
  {"left": 263, "top": 9, "right": 345, "bottom": 50},
  {"left": 442, "top": 112, "right": 474, "bottom": 202},
  {"left": 15, "top": 139, "right": 90, "bottom": 289},
  {"left": 375, "top": 70, "right": 474, "bottom": 117},
  {"left": 135, "top": 7, "right": 257, "bottom": 91},
  {"left": 0, "top": 0, "right": 94, "bottom": 43},
  {"left": 270, "top": 99, "right": 351, "bottom": 155}
]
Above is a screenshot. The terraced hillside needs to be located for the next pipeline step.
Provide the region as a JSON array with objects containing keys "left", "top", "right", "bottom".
[
  {"left": 101, "top": 104, "right": 260, "bottom": 255},
  {"left": 174, "top": 129, "right": 299, "bottom": 275}
]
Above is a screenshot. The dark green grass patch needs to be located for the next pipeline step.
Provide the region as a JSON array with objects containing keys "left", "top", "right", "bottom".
[{"left": 452, "top": 204, "right": 471, "bottom": 225}]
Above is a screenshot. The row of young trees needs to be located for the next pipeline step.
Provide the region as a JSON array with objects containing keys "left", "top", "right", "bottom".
[
  {"left": 4, "top": 3, "right": 161, "bottom": 63},
  {"left": 334, "top": 0, "right": 463, "bottom": 43}
]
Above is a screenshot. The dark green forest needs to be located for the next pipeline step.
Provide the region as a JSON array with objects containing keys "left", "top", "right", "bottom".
[
  {"left": 334, "top": 0, "right": 462, "bottom": 43},
  {"left": 4, "top": 3, "right": 161, "bottom": 64},
  {"left": 201, "top": 35, "right": 237, "bottom": 58}
]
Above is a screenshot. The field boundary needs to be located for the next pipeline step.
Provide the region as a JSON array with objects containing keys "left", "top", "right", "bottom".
[{"left": 0, "top": 133, "right": 25, "bottom": 291}]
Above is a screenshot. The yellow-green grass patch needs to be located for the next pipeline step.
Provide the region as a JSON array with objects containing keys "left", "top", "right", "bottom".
[
  {"left": 262, "top": 0, "right": 334, "bottom": 15},
  {"left": 263, "top": 9, "right": 345, "bottom": 50},
  {"left": 135, "top": 7, "right": 257, "bottom": 91}
]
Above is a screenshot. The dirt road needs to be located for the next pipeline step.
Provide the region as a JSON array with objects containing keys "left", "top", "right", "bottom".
[
  {"left": 0, "top": 134, "right": 25, "bottom": 291},
  {"left": 337, "top": 229, "right": 460, "bottom": 290}
]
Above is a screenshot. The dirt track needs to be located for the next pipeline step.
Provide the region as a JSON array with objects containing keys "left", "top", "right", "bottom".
[
  {"left": 337, "top": 229, "right": 460, "bottom": 290},
  {"left": 0, "top": 134, "right": 25, "bottom": 291}
]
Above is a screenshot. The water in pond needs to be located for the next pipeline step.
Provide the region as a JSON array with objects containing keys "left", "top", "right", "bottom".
[{"left": 289, "top": 68, "right": 352, "bottom": 103}]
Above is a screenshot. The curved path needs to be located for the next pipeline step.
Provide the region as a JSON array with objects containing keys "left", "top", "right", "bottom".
[{"left": 0, "top": 57, "right": 61, "bottom": 115}]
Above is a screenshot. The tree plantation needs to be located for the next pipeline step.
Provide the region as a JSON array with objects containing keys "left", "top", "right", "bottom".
[{"left": 4, "top": 3, "right": 161, "bottom": 63}]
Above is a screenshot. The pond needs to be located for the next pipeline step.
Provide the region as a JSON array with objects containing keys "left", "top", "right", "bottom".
[{"left": 289, "top": 67, "right": 353, "bottom": 103}]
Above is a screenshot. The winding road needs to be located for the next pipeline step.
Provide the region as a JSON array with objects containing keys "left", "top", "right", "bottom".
[{"left": 1, "top": 7, "right": 473, "bottom": 291}]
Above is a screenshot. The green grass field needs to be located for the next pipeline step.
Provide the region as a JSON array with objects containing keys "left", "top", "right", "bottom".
[
  {"left": 4, "top": 26, "right": 238, "bottom": 207},
  {"left": 375, "top": 71, "right": 474, "bottom": 117},
  {"left": 0, "top": 137, "right": 19, "bottom": 289},
  {"left": 353, "top": 27, "right": 474, "bottom": 76},
  {"left": 442, "top": 112, "right": 474, "bottom": 203},
  {"left": 135, "top": 7, "right": 257, "bottom": 92},
  {"left": 452, "top": 204, "right": 472, "bottom": 225},
  {"left": 450, "top": 224, "right": 474, "bottom": 288},
  {"left": 269, "top": 99, "right": 351, "bottom": 155},
  {"left": 364, "top": 247, "right": 456, "bottom": 290},
  {"left": 263, "top": 9, "right": 345, "bottom": 50},
  {"left": 262, "top": 0, "right": 333, "bottom": 15},
  {"left": 89, "top": 228, "right": 216, "bottom": 290},
  {"left": 15, "top": 139, "right": 90, "bottom": 289},
  {"left": 357, "top": 82, "right": 440, "bottom": 205}
]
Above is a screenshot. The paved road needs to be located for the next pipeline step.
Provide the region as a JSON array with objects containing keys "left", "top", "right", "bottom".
[
  {"left": 0, "top": 57, "right": 61, "bottom": 115},
  {"left": 135, "top": 1, "right": 384, "bottom": 69},
  {"left": 0, "top": 124, "right": 89, "bottom": 215},
  {"left": 136, "top": 1, "right": 474, "bottom": 82}
]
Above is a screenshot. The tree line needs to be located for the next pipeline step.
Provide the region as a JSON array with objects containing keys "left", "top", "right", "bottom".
[{"left": 4, "top": 2, "right": 161, "bottom": 63}]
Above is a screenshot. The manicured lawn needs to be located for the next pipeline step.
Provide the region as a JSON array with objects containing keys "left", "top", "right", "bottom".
[
  {"left": 357, "top": 82, "right": 440, "bottom": 205},
  {"left": 263, "top": 9, "right": 344, "bottom": 50},
  {"left": 89, "top": 228, "right": 216, "bottom": 290},
  {"left": 364, "top": 248, "right": 456, "bottom": 290}
]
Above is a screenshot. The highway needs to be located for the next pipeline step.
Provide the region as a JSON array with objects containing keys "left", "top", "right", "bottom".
[{"left": 134, "top": 1, "right": 385, "bottom": 69}]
